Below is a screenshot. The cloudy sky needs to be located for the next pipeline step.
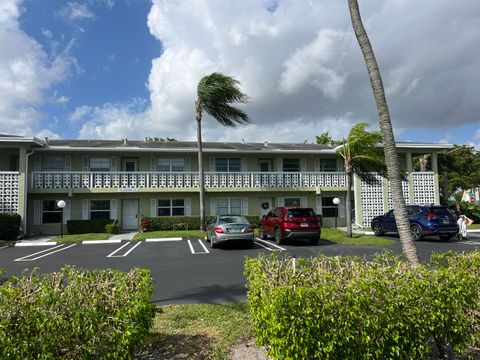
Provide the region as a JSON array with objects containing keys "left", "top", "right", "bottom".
[{"left": 1, "top": 0, "right": 479, "bottom": 147}]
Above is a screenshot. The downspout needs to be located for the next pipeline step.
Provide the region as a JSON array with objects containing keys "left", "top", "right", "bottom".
[{"left": 20, "top": 150, "right": 34, "bottom": 239}]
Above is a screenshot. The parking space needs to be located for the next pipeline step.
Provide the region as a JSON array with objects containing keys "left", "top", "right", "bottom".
[{"left": 1, "top": 233, "right": 479, "bottom": 304}]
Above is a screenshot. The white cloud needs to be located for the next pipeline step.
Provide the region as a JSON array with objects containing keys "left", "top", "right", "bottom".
[
  {"left": 0, "top": 0, "right": 76, "bottom": 135},
  {"left": 57, "top": 2, "right": 95, "bottom": 22}
]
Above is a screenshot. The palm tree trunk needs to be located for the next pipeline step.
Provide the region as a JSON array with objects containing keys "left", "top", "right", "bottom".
[
  {"left": 196, "top": 99, "right": 206, "bottom": 231},
  {"left": 348, "top": 0, "right": 420, "bottom": 266},
  {"left": 346, "top": 170, "right": 353, "bottom": 238}
]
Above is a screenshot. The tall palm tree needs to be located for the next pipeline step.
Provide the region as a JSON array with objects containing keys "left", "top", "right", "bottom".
[
  {"left": 196, "top": 73, "right": 250, "bottom": 230},
  {"left": 347, "top": 0, "right": 420, "bottom": 265},
  {"left": 338, "top": 122, "right": 388, "bottom": 238}
]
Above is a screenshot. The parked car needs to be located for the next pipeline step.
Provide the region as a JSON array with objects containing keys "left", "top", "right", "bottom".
[
  {"left": 371, "top": 205, "right": 459, "bottom": 241},
  {"left": 206, "top": 215, "right": 255, "bottom": 248},
  {"left": 259, "top": 206, "right": 321, "bottom": 245}
]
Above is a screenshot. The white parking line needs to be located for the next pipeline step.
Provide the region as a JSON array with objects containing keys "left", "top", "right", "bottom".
[
  {"left": 458, "top": 241, "right": 480, "bottom": 245},
  {"left": 0, "top": 245, "right": 8, "bottom": 251},
  {"left": 187, "top": 239, "right": 210, "bottom": 254},
  {"left": 255, "top": 238, "right": 286, "bottom": 251},
  {"left": 146, "top": 237, "right": 182, "bottom": 242},
  {"left": 14, "top": 244, "right": 76, "bottom": 262},
  {"left": 107, "top": 241, "right": 142, "bottom": 257}
]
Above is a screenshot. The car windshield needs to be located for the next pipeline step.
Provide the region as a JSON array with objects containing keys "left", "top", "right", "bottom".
[
  {"left": 218, "top": 216, "right": 248, "bottom": 224},
  {"left": 287, "top": 209, "right": 314, "bottom": 217}
]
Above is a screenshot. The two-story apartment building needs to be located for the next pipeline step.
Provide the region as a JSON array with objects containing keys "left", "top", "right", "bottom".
[{"left": 0, "top": 134, "right": 451, "bottom": 236}]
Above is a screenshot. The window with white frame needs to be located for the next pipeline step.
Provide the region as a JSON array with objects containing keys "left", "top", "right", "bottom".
[
  {"left": 42, "top": 200, "right": 62, "bottom": 224},
  {"left": 90, "top": 200, "right": 111, "bottom": 220},
  {"left": 284, "top": 197, "right": 301, "bottom": 207},
  {"left": 283, "top": 159, "right": 300, "bottom": 172},
  {"left": 43, "top": 156, "right": 65, "bottom": 171},
  {"left": 90, "top": 158, "right": 110, "bottom": 172},
  {"left": 321, "top": 197, "right": 338, "bottom": 218},
  {"left": 157, "top": 159, "right": 185, "bottom": 172},
  {"left": 215, "top": 158, "right": 241, "bottom": 172},
  {"left": 157, "top": 199, "right": 185, "bottom": 216},
  {"left": 216, "top": 198, "right": 242, "bottom": 215},
  {"left": 319, "top": 159, "right": 337, "bottom": 172}
]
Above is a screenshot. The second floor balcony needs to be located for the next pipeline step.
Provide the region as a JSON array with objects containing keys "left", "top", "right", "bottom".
[{"left": 30, "top": 171, "right": 347, "bottom": 191}]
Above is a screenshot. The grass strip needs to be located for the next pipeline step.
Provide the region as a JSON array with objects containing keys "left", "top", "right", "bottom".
[
  {"left": 52, "top": 233, "right": 111, "bottom": 243},
  {"left": 321, "top": 228, "right": 395, "bottom": 246},
  {"left": 134, "top": 230, "right": 207, "bottom": 240},
  {"left": 136, "top": 303, "right": 253, "bottom": 360}
]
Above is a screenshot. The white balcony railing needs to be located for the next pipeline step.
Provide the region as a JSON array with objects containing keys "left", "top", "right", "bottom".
[{"left": 30, "top": 171, "right": 347, "bottom": 190}]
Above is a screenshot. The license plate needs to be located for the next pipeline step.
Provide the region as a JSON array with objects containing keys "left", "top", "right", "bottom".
[
  {"left": 229, "top": 228, "right": 241, "bottom": 233},
  {"left": 301, "top": 223, "right": 308, "bottom": 227},
  {"left": 442, "top": 219, "right": 449, "bottom": 224}
]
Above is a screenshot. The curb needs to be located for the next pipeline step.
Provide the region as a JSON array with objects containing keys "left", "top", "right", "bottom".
[{"left": 16, "top": 242, "right": 58, "bottom": 247}]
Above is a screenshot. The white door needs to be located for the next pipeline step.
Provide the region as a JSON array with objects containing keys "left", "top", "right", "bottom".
[
  {"left": 122, "top": 199, "right": 138, "bottom": 230},
  {"left": 259, "top": 197, "right": 274, "bottom": 217}
]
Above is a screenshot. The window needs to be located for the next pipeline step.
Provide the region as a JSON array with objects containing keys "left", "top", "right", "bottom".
[
  {"left": 215, "top": 158, "right": 241, "bottom": 172},
  {"left": 90, "top": 200, "right": 111, "bottom": 220},
  {"left": 157, "top": 199, "right": 185, "bottom": 216},
  {"left": 319, "top": 159, "right": 337, "bottom": 172},
  {"left": 259, "top": 159, "right": 272, "bottom": 172},
  {"left": 43, "top": 156, "right": 65, "bottom": 171},
  {"left": 216, "top": 198, "right": 242, "bottom": 215},
  {"left": 284, "top": 198, "right": 301, "bottom": 207},
  {"left": 322, "top": 197, "right": 338, "bottom": 218},
  {"left": 42, "top": 200, "right": 62, "bottom": 224},
  {"left": 90, "top": 158, "right": 110, "bottom": 172},
  {"left": 283, "top": 159, "right": 300, "bottom": 172},
  {"left": 157, "top": 159, "right": 185, "bottom": 172}
]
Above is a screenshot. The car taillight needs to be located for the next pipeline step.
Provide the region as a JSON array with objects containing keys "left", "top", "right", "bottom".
[
  {"left": 246, "top": 225, "right": 254, "bottom": 233},
  {"left": 424, "top": 214, "right": 437, "bottom": 219},
  {"left": 214, "top": 227, "right": 224, "bottom": 233}
]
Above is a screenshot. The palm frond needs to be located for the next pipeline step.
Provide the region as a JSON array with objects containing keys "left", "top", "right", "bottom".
[{"left": 197, "top": 73, "right": 250, "bottom": 126}]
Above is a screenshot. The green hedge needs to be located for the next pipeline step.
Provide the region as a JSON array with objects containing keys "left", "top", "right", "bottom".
[
  {"left": 0, "top": 266, "right": 158, "bottom": 359},
  {"left": 67, "top": 219, "right": 114, "bottom": 234},
  {"left": 142, "top": 215, "right": 262, "bottom": 231},
  {"left": 0, "top": 213, "right": 21, "bottom": 240},
  {"left": 245, "top": 251, "right": 480, "bottom": 359}
]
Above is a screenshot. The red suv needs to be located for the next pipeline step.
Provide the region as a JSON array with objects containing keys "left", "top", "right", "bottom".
[{"left": 259, "top": 206, "right": 321, "bottom": 245}]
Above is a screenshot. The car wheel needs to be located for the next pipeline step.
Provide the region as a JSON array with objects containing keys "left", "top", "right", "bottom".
[
  {"left": 248, "top": 241, "right": 255, "bottom": 249},
  {"left": 309, "top": 237, "right": 319, "bottom": 246},
  {"left": 259, "top": 226, "right": 267, "bottom": 240},
  {"left": 275, "top": 228, "right": 285, "bottom": 245},
  {"left": 372, "top": 222, "right": 385, "bottom": 236},
  {"left": 440, "top": 234, "right": 455, "bottom": 242},
  {"left": 411, "top": 224, "right": 423, "bottom": 241}
]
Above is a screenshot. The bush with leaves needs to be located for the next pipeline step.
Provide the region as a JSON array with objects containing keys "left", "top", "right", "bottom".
[
  {"left": 142, "top": 215, "right": 262, "bottom": 231},
  {"left": 245, "top": 251, "right": 480, "bottom": 360},
  {"left": 0, "top": 266, "right": 158, "bottom": 359},
  {"left": 0, "top": 213, "right": 21, "bottom": 240}
]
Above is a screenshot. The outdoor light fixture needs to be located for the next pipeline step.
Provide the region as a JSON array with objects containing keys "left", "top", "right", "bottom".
[
  {"left": 332, "top": 197, "right": 340, "bottom": 229},
  {"left": 56, "top": 200, "right": 66, "bottom": 238}
]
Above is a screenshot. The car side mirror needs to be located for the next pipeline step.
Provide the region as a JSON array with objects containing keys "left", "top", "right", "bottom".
[{"left": 261, "top": 215, "right": 267, "bottom": 219}]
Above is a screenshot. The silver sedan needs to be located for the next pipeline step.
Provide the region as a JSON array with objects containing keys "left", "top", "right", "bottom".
[{"left": 207, "top": 215, "right": 255, "bottom": 248}]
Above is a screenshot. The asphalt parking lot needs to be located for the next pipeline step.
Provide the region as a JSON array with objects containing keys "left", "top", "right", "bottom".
[{"left": 1, "top": 233, "right": 480, "bottom": 305}]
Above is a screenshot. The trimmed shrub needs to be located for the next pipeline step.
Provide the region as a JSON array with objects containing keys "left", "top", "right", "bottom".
[
  {"left": 67, "top": 219, "right": 113, "bottom": 234},
  {"left": 0, "top": 213, "right": 21, "bottom": 240},
  {"left": 245, "top": 251, "right": 480, "bottom": 360},
  {"left": 0, "top": 266, "right": 158, "bottom": 359},
  {"left": 142, "top": 215, "right": 262, "bottom": 231},
  {"left": 105, "top": 221, "right": 119, "bottom": 234}
]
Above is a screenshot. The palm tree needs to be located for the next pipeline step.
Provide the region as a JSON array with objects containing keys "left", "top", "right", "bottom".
[
  {"left": 347, "top": 0, "right": 420, "bottom": 265},
  {"left": 338, "top": 122, "right": 388, "bottom": 238},
  {"left": 196, "top": 73, "right": 250, "bottom": 230}
]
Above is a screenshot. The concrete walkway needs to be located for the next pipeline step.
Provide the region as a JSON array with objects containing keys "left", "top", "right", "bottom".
[{"left": 108, "top": 232, "right": 137, "bottom": 241}]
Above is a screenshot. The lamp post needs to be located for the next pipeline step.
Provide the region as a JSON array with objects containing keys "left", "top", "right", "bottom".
[
  {"left": 56, "top": 200, "right": 66, "bottom": 238},
  {"left": 333, "top": 197, "right": 340, "bottom": 229}
]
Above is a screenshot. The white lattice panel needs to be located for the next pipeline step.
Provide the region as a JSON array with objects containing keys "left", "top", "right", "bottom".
[
  {"left": 360, "top": 174, "right": 384, "bottom": 228},
  {"left": 0, "top": 172, "right": 19, "bottom": 213},
  {"left": 413, "top": 172, "right": 435, "bottom": 205},
  {"left": 387, "top": 179, "right": 410, "bottom": 209}
]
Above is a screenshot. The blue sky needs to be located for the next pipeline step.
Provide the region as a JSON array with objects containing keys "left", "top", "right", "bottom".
[{"left": 1, "top": 0, "right": 479, "bottom": 147}]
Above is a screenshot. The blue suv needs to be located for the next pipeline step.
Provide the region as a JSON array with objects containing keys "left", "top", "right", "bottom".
[{"left": 371, "top": 205, "right": 459, "bottom": 241}]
